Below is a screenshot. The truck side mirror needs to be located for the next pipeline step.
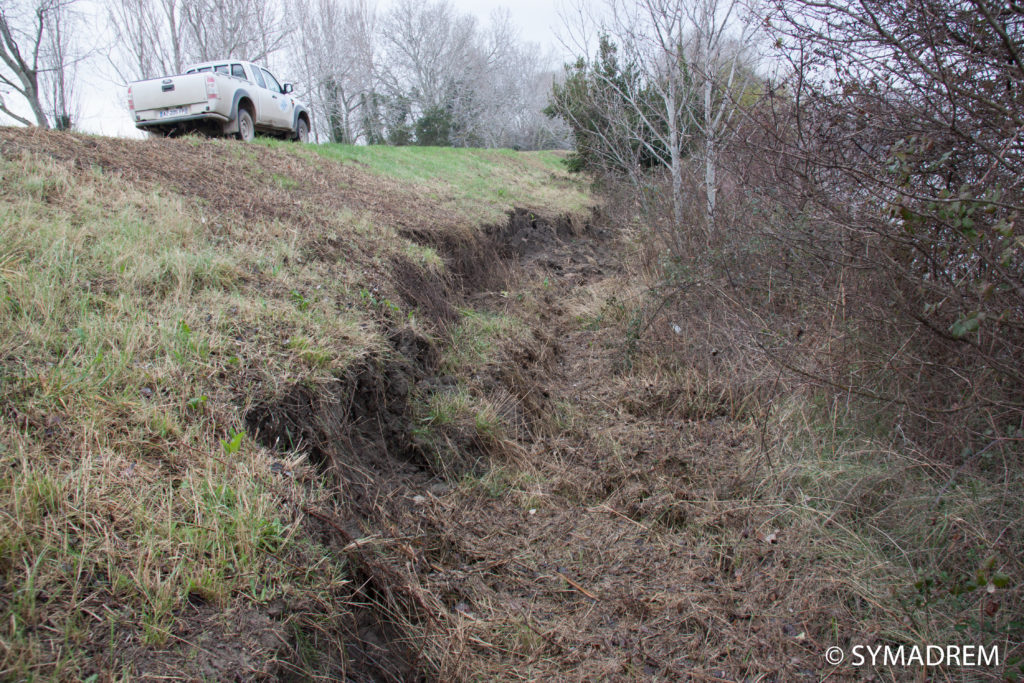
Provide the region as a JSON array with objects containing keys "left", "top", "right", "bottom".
[{"left": 282, "top": 83, "right": 294, "bottom": 94}]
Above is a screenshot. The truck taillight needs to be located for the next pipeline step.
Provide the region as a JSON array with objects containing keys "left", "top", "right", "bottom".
[
  {"left": 205, "top": 75, "right": 218, "bottom": 99},
  {"left": 127, "top": 86, "right": 134, "bottom": 111}
]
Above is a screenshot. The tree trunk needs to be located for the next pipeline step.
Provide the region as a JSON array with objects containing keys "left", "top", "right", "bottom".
[
  {"left": 702, "top": 74, "right": 716, "bottom": 237},
  {"left": 668, "top": 104, "right": 684, "bottom": 231},
  {"left": 27, "top": 79, "right": 48, "bottom": 127},
  {"left": 17, "top": 65, "right": 49, "bottom": 127}
]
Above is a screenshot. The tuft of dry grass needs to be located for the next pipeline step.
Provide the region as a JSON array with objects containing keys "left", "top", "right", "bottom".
[{"left": 760, "top": 395, "right": 1023, "bottom": 672}]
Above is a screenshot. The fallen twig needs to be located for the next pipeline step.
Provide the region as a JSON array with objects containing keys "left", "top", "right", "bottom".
[{"left": 553, "top": 568, "right": 599, "bottom": 601}]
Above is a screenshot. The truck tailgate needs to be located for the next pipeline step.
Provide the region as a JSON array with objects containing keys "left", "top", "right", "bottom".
[{"left": 132, "top": 74, "right": 208, "bottom": 112}]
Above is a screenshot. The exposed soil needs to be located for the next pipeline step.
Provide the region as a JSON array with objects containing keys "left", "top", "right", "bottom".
[{"left": 101, "top": 605, "right": 289, "bottom": 681}]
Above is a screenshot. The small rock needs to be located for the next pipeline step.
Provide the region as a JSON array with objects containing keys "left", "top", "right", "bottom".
[{"left": 140, "top": 387, "right": 153, "bottom": 399}]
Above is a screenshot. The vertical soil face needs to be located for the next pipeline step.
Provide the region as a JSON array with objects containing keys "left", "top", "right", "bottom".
[
  {"left": 245, "top": 328, "right": 439, "bottom": 482},
  {"left": 486, "top": 207, "right": 586, "bottom": 260}
]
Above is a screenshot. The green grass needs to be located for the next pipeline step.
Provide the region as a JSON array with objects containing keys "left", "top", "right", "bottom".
[
  {"left": 440, "top": 309, "right": 526, "bottom": 374},
  {"left": 258, "top": 139, "right": 593, "bottom": 223}
]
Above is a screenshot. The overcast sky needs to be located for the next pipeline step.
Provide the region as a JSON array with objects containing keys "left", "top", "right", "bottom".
[{"left": 1, "top": 0, "right": 575, "bottom": 137}]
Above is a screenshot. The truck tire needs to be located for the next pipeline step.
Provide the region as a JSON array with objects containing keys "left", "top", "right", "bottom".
[
  {"left": 294, "top": 117, "right": 309, "bottom": 143},
  {"left": 236, "top": 108, "right": 255, "bottom": 142}
]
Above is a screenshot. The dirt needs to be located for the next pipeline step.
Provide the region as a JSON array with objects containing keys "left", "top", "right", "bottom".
[
  {"left": 487, "top": 206, "right": 587, "bottom": 260},
  {"left": 85, "top": 605, "right": 289, "bottom": 681}
]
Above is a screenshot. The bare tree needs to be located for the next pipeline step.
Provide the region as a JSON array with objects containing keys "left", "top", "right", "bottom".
[
  {"left": 683, "top": 0, "right": 759, "bottom": 234},
  {"left": 0, "top": 0, "right": 82, "bottom": 127},
  {"left": 555, "top": 0, "right": 759, "bottom": 235},
  {"left": 39, "top": 0, "right": 80, "bottom": 128},
  {"left": 292, "top": 0, "right": 375, "bottom": 143}
]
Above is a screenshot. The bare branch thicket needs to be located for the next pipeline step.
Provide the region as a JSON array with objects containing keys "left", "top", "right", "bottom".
[
  {"left": 445, "top": 9, "right": 569, "bottom": 149},
  {"left": 291, "top": 0, "right": 375, "bottom": 143},
  {"left": 181, "top": 0, "right": 288, "bottom": 65},
  {"left": 106, "top": 0, "right": 287, "bottom": 82},
  {"left": 736, "top": 0, "right": 1024, "bottom": 455},
  {"left": 106, "top": 0, "right": 185, "bottom": 79},
  {"left": 372, "top": 0, "right": 565, "bottom": 148},
  {"left": 0, "top": 0, "right": 84, "bottom": 128},
  {"left": 377, "top": 0, "right": 476, "bottom": 126}
]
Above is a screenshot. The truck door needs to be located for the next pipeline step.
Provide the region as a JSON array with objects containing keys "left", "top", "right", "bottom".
[
  {"left": 246, "top": 65, "right": 276, "bottom": 127},
  {"left": 260, "top": 68, "right": 294, "bottom": 130}
]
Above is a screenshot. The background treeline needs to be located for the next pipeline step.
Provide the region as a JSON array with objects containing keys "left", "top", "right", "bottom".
[{"left": 0, "top": 0, "right": 569, "bottom": 148}]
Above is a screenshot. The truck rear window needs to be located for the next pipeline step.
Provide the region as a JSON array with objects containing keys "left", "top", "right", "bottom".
[
  {"left": 231, "top": 64, "right": 245, "bottom": 79},
  {"left": 214, "top": 65, "right": 228, "bottom": 74}
]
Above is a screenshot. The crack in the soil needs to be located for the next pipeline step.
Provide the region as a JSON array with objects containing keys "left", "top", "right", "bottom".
[{"left": 244, "top": 207, "right": 598, "bottom": 681}]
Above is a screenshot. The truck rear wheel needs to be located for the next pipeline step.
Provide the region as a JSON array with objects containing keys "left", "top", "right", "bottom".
[{"left": 236, "top": 109, "right": 255, "bottom": 142}]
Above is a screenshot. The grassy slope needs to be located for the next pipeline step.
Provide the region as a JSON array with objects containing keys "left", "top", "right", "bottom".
[
  {"left": 260, "top": 139, "right": 591, "bottom": 224},
  {"left": 0, "top": 130, "right": 591, "bottom": 680}
]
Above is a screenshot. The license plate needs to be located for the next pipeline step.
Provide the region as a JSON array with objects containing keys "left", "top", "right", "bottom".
[{"left": 159, "top": 107, "right": 188, "bottom": 118}]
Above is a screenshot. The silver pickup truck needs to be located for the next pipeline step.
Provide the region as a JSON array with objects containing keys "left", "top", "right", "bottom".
[{"left": 128, "top": 60, "right": 311, "bottom": 142}]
